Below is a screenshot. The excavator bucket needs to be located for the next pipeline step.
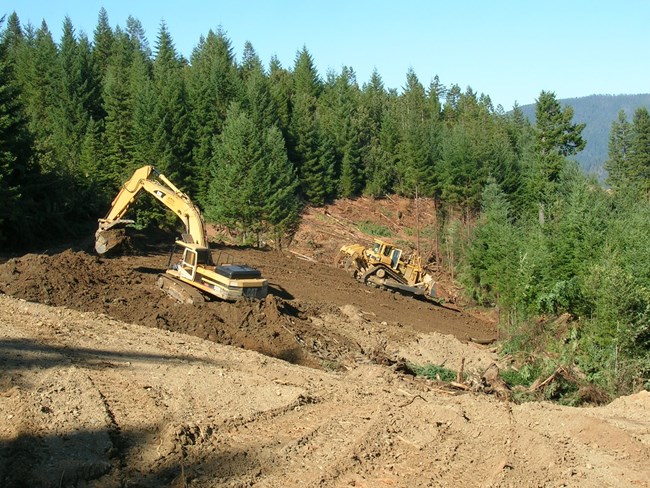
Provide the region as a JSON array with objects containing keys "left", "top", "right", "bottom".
[{"left": 95, "top": 219, "right": 134, "bottom": 255}]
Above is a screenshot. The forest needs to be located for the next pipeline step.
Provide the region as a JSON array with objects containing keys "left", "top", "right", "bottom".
[{"left": 1, "top": 9, "right": 649, "bottom": 399}]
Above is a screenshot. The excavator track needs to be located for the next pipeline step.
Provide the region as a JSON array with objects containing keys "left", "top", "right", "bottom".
[{"left": 156, "top": 274, "right": 206, "bottom": 304}]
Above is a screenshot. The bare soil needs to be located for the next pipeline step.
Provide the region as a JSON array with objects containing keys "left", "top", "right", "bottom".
[{"left": 0, "top": 197, "right": 648, "bottom": 487}]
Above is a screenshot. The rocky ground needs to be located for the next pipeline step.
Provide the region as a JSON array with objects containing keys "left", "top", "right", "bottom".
[{"left": 0, "top": 197, "right": 648, "bottom": 487}]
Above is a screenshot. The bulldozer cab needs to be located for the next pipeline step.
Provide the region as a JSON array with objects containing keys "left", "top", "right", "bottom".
[{"left": 369, "top": 240, "right": 402, "bottom": 270}]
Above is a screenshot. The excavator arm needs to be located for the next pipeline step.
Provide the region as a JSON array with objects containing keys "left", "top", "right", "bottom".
[{"left": 95, "top": 165, "right": 208, "bottom": 254}]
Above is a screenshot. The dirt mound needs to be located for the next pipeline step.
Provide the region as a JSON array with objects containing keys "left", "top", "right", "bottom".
[
  {"left": 0, "top": 250, "right": 349, "bottom": 369},
  {"left": 0, "top": 241, "right": 496, "bottom": 372}
]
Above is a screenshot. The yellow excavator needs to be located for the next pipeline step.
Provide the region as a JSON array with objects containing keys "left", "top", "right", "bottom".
[
  {"left": 338, "top": 239, "right": 436, "bottom": 299},
  {"left": 95, "top": 165, "right": 268, "bottom": 303}
]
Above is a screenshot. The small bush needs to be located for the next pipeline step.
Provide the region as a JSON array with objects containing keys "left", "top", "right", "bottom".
[
  {"left": 357, "top": 221, "right": 393, "bottom": 237},
  {"left": 499, "top": 363, "right": 542, "bottom": 388},
  {"left": 410, "top": 363, "right": 459, "bottom": 382}
]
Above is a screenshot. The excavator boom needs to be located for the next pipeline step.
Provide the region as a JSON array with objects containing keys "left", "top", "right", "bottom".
[{"left": 96, "top": 166, "right": 207, "bottom": 254}]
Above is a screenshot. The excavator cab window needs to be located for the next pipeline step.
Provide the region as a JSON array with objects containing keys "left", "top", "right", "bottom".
[
  {"left": 180, "top": 248, "right": 198, "bottom": 280},
  {"left": 383, "top": 245, "right": 392, "bottom": 257},
  {"left": 195, "top": 248, "right": 212, "bottom": 265},
  {"left": 372, "top": 242, "right": 381, "bottom": 254}
]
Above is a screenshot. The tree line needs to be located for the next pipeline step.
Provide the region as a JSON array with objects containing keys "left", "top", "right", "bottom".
[
  {"left": 1, "top": 9, "right": 649, "bottom": 398},
  {"left": 1, "top": 8, "right": 547, "bottom": 247}
]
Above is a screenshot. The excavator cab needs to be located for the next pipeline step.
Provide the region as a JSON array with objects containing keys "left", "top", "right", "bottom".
[{"left": 176, "top": 243, "right": 204, "bottom": 281}]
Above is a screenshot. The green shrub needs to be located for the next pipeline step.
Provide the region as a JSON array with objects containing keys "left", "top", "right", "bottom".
[
  {"left": 410, "top": 363, "right": 459, "bottom": 382},
  {"left": 357, "top": 221, "right": 393, "bottom": 237}
]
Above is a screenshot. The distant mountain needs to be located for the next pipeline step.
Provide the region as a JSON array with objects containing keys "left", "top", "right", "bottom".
[{"left": 518, "top": 94, "right": 650, "bottom": 180}]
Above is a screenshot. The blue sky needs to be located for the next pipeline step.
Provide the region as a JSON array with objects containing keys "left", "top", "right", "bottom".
[{"left": 4, "top": 1, "right": 650, "bottom": 109}]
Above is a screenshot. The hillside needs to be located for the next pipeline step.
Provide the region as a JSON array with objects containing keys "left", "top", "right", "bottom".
[
  {"left": 519, "top": 93, "right": 650, "bottom": 179},
  {"left": 0, "top": 197, "right": 649, "bottom": 486}
]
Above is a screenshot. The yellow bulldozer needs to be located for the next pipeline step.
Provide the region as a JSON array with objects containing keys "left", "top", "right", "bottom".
[{"left": 338, "top": 239, "right": 436, "bottom": 299}]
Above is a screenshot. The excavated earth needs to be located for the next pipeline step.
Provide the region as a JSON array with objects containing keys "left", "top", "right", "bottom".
[{"left": 0, "top": 197, "right": 649, "bottom": 487}]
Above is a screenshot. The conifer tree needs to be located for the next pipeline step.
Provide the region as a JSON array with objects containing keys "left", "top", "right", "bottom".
[
  {"left": 242, "top": 58, "right": 275, "bottom": 132},
  {"left": 52, "top": 17, "right": 93, "bottom": 173},
  {"left": 526, "top": 91, "right": 586, "bottom": 222},
  {"left": 268, "top": 56, "right": 291, "bottom": 139},
  {"left": 263, "top": 126, "right": 301, "bottom": 241},
  {"left": 320, "top": 66, "right": 363, "bottom": 197},
  {"left": 93, "top": 7, "right": 114, "bottom": 80},
  {"left": 288, "top": 47, "right": 332, "bottom": 204},
  {"left": 130, "top": 44, "right": 156, "bottom": 169},
  {"left": 125, "top": 16, "right": 150, "bottom": 57},
  {"left": 0, "top": 27, "right": 35, "bottom": 246},
  {"left": 102, "top": 29, "right": 137, "bottom": 183},
  {"left": 605, "top": 110, "right": 632, "bottom": 193},
  {"left": 396, "top": 69, "right": 435, "bottom": 196},
  {"left": 186, "top": 29, "right": 241, "bottom": 203},
  {"left": 239, "top": 41, "right": 264, "bottom": 82},
  {"left": 629, "top": 107, "right": 650, "bottom": 196},
  {"left": 149, "top": 22, "right": 192, "bottom": 184},
  {"left": 206, "top": 104, "right": 267, "bottom": 238},
  {"left": 23, "top": 21, "right": 60, "bottom": 169},
  {"left": 463, "top": 178, "right": 520, "bottom": 307}
]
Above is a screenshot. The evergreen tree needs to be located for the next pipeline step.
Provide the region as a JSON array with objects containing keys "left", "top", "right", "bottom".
[
  {"left": 207, "top": 104, "right": 300, "bottom": 244},
  {"left": 463, "top": 178, "right": 521, "bottom": 308},
  {"left": 23, "top": 21, "right": 60, "bottom": 169},
  {"left": 288, "top": 47, "right": 332, "bottom": 204},
  {"left": 93, "top": 7, "right": 113, "bottom": 80},
  {"left": 239, "top": 40, "right": 264, "bottom": 82},
  {"left": 534, "top": 90, "right": 586, "bottom": 158},
  {"left": 396, "top": 69, "right": 435, "bottom": 196},
  {"left": 125, "top": 16, "right": 150, "bottom": 57},
  {"left": 102, "top": 28, "right": 137, "bottom": 183},
  {"left": 628, "top": 107, "right": 650, "bottom": 196},
  {"left": 149, "top": 22, "right": 192, "bottom": 184},
  {"left": 268, "top": 55, "right": 292, "bottom": 139},
  {"left": 186, "top": 28, "right": 241, "bottom": 203},
  {"left": 0, "top": 27, "right": 35, "bottom": 246},
  {"left": 2, "top": 13, "right": 23, "bottom": 64},
  {"left": 320, "top": 66, "right": 363, "bottom": 197},
  {"left": 242, "top": 58, "right": 275, "bottom": 132},
  {"left": 52, "top": 17, "right": 92, "bottom": 173},
  {"left": 526, "top": 91, "right": 586, "bottom": 222},
  {"left": 263, "top": 126, "right": 301, "bottom": 241},
  {"left": 130, "top": 44, "right": 156, "bottom": 170},
  {"left": 206, "top": 104, "right": 267, "bottom": 238},
  {"left": 605, "top": 110, "right": 632, "bottom": 193}
]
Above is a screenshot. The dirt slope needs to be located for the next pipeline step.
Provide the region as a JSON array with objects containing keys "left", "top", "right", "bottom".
[{"left": 1, "top": 295, "right": 649, "bottom": 487}]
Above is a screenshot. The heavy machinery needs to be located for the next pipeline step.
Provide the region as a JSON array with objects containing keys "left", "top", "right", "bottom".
[
  {"left": 95, "top": 165, "right": 268, "bottom": 303},
  {"left": 338, "top": 239, "right": 436, "bottom": 299}
]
